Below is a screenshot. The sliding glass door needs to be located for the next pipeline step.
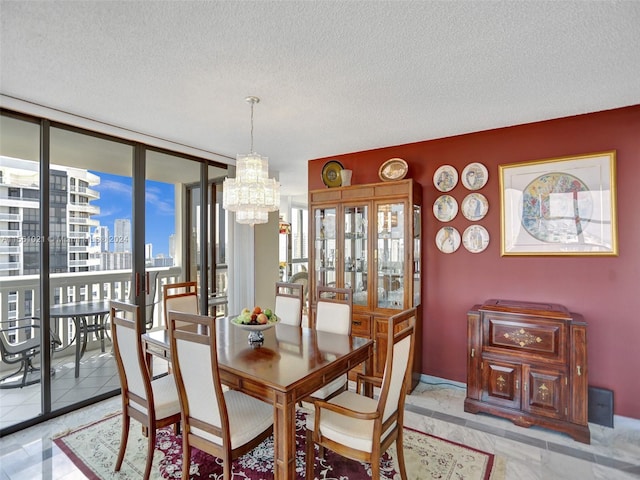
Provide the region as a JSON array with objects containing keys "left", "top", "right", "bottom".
[{"left": 0, "top": 108, "right": 229, "bottom": 434}]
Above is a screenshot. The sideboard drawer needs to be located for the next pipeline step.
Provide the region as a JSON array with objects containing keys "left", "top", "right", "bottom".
[{"left": 352, "top": 313, "right": 371, "bottom": 337}]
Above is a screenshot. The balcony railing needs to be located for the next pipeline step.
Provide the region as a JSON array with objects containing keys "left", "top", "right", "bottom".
[{"left": 0, "top": 266, "right": 183, "bottom": 375}]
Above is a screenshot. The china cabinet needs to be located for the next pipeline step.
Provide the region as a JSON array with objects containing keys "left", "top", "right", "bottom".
[
  {"left": 465, "top": 299, "right": 590, "bottom": 443},
  {"left": 309, "top": 179, "right": 422, "bottom": 390}
]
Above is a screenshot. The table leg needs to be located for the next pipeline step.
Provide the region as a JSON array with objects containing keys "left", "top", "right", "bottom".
[
  {"left": 273, "top": 392, "right": 297, "bottom": 480},
  {"left": 74, "top": 316, "right": 82, "bottom": 378}
]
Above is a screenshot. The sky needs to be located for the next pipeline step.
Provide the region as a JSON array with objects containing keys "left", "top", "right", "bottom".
[{"left": 90, "top": 171, "right": 175, "bottom": 257}]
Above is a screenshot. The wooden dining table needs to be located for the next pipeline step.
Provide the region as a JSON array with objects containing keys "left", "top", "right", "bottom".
[{"left": 142, "top": 319, "right": 374, "bottom": 480}]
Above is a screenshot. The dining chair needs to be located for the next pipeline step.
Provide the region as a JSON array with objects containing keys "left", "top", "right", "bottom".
[
  {"left": 0, "top": 317, "right": 61, "bottom": 389},
  {"left": 167, "top": 310, "right": 274, "bottom": 480},
  {"left": 110, "top": 301, "right": 181, "bottom": 480},
  {"left": 305, "top": 307, "right": 416, "bottom": 480},
  {"left": 162, "top": 281, "right": 199, "bottom": 328},
  {"left": 274, "top": 281, "right": 304, "bottom": 326},
  {"left": 304, "top": 286, "right": 353, "bottom": 404}
]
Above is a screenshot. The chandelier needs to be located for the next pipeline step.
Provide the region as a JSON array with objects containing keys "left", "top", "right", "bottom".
[{"left": 223, "top": 96, "right": 280, "bottom": 225}]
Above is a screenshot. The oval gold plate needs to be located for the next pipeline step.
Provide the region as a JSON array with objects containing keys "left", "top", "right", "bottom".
[{"left": 379, "top": 158, "right": 408, "bottom": 182}]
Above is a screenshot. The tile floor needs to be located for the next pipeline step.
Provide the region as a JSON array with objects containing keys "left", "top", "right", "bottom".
[{"left": 1, "top": 372, "right": 639, "bottom": 479}]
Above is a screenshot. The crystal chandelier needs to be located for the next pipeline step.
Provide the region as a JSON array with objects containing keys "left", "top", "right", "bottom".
[{"left": 223, "top": 96, "right": 280, "bottom": 225}]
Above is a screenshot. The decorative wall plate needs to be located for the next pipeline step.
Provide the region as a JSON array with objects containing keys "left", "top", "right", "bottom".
[
  {"left": 461, "top": 162, "right": 489, "bottom": 190},
  {"left": 433, "top": 194, "right": 458, "bottom": 222},
  {"left": 379, "top": 158, "right": 408, "bottom": 181},
  {"left": 433, "top": 165, "right": 458, "bottom": 192},
  {"left": 462, "top": 225, "right": 490, "bottom": 253},
  {"left": 321, "top": 160, "right": 344, "bottom": 188},
  {"left": 461, "top": 193, "right": 489, "bottom": 221},
  {"left": 435, "top": 226, "right": 461, "bottom": 253}
]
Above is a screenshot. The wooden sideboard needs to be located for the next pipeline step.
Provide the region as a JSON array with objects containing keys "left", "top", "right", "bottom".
[{"left": 464, "top": 299, "right": 590, "bottom": 443}]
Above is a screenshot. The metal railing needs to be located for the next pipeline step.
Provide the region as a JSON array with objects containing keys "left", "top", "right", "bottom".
[{"left": 0, "top": 266, "right": 184, "bottom": 374}]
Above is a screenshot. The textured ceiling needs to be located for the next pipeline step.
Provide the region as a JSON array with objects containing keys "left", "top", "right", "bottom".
[{"left": 1, "top": 0, "right": 639, "bottom": 200}]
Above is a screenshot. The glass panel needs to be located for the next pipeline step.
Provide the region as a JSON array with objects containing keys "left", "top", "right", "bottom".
[
  {"left": 413, "top": 204, "right": 421, "bottom": 307},
  {"left": 344, "top": 204, "right": 368, "bottom": 307},
  {"left": 209, "top": 167, "right": 228, "bottom": 318},
  {"left": 376, "top": 202, "right": 405, "bottom": 309},
  {"left": 313, "top": 207, "right": 337, "bottom": 293},
  {"left": 0, "top": 114, "right": 42, "bottom": 428},
  {"left": 49, "top": 126, "right": 133, "bottom": 409}
]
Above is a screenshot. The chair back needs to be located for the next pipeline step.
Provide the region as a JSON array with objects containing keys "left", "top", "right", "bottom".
[
  {"left": 377, "top": 308, "right": 416, "bottom": 424},
  {"left": 163, "top": 281, "right": 199, "bottom": 328},
  {"left": 315, "top": 286, "right": 352, "bottom": 334},
  {"left": 0, "top": 318, "right": 39, "bottom": 363},
  {"left": 110, "top": 301, "right": 152, "bottom": 413},
  {"left": 168, "top": 311, "right": 227, "bottom": 446},
  {"left": 274, "top": 282, "right": 304, "bottom": 326}
]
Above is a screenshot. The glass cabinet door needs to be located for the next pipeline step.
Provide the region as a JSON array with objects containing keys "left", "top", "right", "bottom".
[
  {"left": 344, "top": 205, "right": 368, "bottom": 307},
  {"left": 313, "top": 206, "right": 337, "bottom": 292},
  {"left": 413, "top": 204, "right": 422, "bottom": 307},
  {"left": 376, "top": 202, "right": 405, "bottom": 309}
]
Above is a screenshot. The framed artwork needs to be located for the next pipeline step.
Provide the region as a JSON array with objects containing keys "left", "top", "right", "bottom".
[{"left": 499, "top": 151, "right": 618, "bottom": 256}]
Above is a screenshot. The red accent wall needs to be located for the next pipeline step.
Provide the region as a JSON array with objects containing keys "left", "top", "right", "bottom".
[{"left": 308, "top": 105, "right": 640, "bottom": 419}]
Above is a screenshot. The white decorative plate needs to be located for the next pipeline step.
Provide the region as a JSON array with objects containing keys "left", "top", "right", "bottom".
[
  {"left": 462, "top": 225, "right": 490, "bottom": 253},
  {"left": 433, "top": 165, "right": 458, "bottom": 192},
  {"left": 461, "top": 193, "right": 489, "bottom": 221},
  {"left": 435, "top": 226, "right": 461, "bottom": 253},
  {"left": 433, "top": 194, "right": 458, "bottom": 222},
  {"left": 461, "top": 162, "right": 489, "bottom": 190}
]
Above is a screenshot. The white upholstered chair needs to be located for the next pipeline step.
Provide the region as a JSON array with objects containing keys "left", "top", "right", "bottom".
[
  {"left": 162, "top": 281, "right": 199, "bottom": 329},
  {"left": 168, "top": 311, "right": 274, "bottom": 480},
  {"left": 305, "top": 286, "right": 353, "bottom": 403},
  {"left": 305, "top": 307, "right": 417, "bottom": 480},
  {"left": 110, "top": 301, "right": 181, "bottom": 480},
  {"left": 274, "top": 281, "right": 304, "bottom": 326}
]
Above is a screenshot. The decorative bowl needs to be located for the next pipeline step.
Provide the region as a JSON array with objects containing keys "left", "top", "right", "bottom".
[{"left": 230, "top": 314, "right": 279, "bottom": 345}]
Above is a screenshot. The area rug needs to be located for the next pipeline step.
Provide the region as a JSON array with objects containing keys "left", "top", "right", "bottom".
[{"left": 54, "top": 411, "right": 504, "bottom": 479}]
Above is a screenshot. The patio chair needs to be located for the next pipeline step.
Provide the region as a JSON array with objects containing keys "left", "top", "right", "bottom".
[
  {"left": 168, "top": 310, "right": 274, "bottom": 480},
  {"left": 110, "top": 301, "right": 181, "bottom": 480},
  {"left": 274, "top": 281, "right": 304, "bottom": 326},
  {"left": 305, "top": 308, "right": 416, "bottom": 480},
  {"left": 0, "top": 317, "right": 61, "bottom": 389}
]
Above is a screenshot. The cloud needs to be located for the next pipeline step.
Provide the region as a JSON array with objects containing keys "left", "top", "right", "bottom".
[
  {"left": 146, "top": 187, "right": 174, "bottom": 216},
  {"left": 98, "top": 179, "right": 132, "bottom": 195}
]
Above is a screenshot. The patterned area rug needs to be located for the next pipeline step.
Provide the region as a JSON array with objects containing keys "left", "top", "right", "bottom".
[{"left": 54, "top": 410, "right": 504, "bottom": 479}]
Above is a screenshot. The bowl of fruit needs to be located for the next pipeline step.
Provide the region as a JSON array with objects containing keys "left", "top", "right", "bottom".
[{"left": 231, "top": 307, "right": 279, "bottom": 344}]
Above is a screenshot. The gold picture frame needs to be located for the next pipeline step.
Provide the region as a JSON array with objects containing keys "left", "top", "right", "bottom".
[{"left": 499, "top": 150, "right": 618, "bottom": 256}]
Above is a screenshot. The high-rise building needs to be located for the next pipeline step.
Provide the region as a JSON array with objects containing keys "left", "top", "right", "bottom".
[
  {"left": 113, "top": 218, "right": 131, "bottom": 253},
  {"left": 94, "top": 226, "right": 110, "bottom": 253},
  {"left": 0, "top": 156, "right": 101, "bottom": 276}
]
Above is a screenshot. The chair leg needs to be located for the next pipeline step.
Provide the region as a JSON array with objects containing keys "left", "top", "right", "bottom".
[
  {"left": 115, "top": 414, "right": 130, "bottom": 471},
  {"left": 395, "top": 433, "right": 408, "bottom": 480},
  {"left": 182, "top": 437, "right": 191, "bottom": 480},
  {"left": 305, "top": 428, "right": 315, "bottom": 479},
  {"left": 143, "top": 424, "right": 155, "bottom": 480},
  {"left": 371, "top": 458, "right": 380, "bottom": 479}
]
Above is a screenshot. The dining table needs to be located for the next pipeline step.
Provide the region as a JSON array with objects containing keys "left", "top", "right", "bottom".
[
  {"left": 142, "top": 318, "right": 374, "bottom": 480},
  {"left": 49, "top": 300, "right": 112, "bottom": 378}
]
